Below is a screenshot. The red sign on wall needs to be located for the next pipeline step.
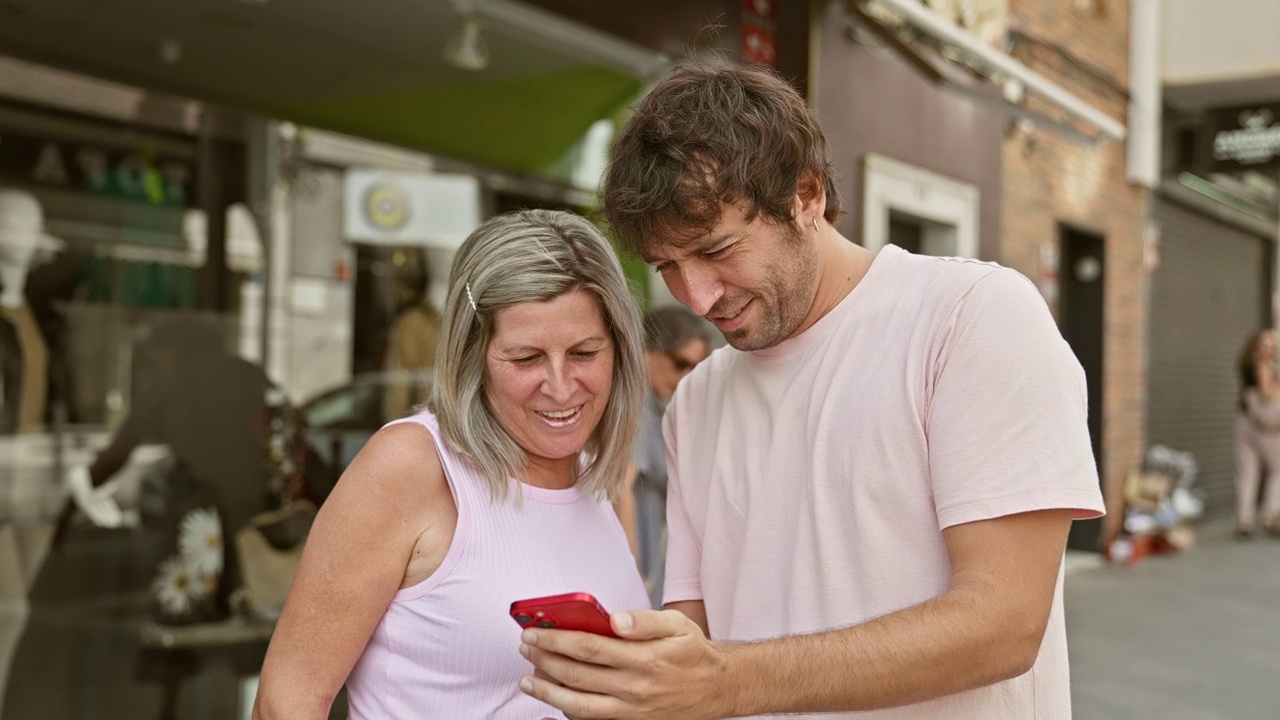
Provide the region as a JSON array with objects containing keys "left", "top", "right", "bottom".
[
  {"left": 741, "top": 0, "right": 777, "bottom": 22},
  {"left": 741, "top": 25, "right": 777, "bottom": 66},
  {"left": 741, "top": 0, "right": 778, "bottom": 67}
]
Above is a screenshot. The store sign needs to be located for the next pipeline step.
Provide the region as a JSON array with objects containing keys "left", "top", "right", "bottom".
[
  {"left": 0, "top": 128, "right": 195, "bottom": 207},
  {"left": 342, "top": 169, "right": 480, "bottom": 249},
  {"left": 1195, "top": 103, "right": 1280, "bottom": 173}
]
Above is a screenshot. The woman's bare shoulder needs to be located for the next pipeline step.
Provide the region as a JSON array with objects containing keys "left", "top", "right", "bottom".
[{"left": 315, "top": 422, "right": 453, "bottom": 540}]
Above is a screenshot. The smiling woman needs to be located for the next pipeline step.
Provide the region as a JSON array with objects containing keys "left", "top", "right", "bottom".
[
  {"left": 434, "top": 209, "right": 647, "bottom": 502},
  {"left": 253, "top": 209, "right": 651, "bottom": 720},
  {"left": 484, "top": 290, "right": 616, "bottom": 490}
]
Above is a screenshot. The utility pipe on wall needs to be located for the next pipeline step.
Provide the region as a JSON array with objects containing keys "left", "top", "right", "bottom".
[
  {"left": 869, "top": 0, "right": 1128, "bottom": 141},
  {"left": 1127, "top": 0, "right": 1161, "bottom": 186}
]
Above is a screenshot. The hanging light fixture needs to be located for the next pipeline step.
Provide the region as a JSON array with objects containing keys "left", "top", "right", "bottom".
[{"left": 442, "top": 10, "right": 490, "bottom": 71}]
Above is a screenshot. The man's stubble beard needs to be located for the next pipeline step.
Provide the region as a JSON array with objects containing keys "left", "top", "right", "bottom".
[{"left": 721, "top": 226, "right": 819, "bottom": 352}]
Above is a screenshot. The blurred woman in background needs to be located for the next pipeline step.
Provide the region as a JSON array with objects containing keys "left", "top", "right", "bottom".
[{"left": 1234, "top": 328, "right": 1280, "bottom": 539}]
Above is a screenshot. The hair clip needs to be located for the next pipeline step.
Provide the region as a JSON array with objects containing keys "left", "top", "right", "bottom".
[{"left": 465, "top": 282, "right": 478, "bottom": 312}]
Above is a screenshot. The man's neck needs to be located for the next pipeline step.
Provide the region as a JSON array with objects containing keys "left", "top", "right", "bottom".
[{"left": 805, "top": 227, "right": 877, "bottom": 328}]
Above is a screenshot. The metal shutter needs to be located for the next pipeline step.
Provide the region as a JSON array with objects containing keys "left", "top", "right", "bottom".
[{"left": 1148, "top": 196, "right": 1273, "bottom": 516}]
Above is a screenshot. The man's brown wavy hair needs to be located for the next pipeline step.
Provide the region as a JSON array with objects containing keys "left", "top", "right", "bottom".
[{"left": 602, "top": 59, "right": 841, "bottom": 256}]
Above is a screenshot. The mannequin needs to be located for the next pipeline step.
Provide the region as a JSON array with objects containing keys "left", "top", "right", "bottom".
[
  {"left": 0, "top": 188, "right": 55, "bottom": 434},
  {"left": 0, "top": 188, "right": 62, "bottom": 715}
]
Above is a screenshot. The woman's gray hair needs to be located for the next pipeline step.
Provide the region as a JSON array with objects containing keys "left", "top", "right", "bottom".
[{"left": 430, "top": 209, "right": 645, "bottom": 503}]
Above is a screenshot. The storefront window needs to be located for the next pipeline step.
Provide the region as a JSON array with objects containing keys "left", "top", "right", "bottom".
[
  {"left": 0, "top": 110, "right": 335, "bottom": 718},
  {"left": 3, "top": 104, "right": 616, "bottom": 717}
]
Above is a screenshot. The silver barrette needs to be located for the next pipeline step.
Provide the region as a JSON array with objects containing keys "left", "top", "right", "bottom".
[{"left": 465, "top": 282, "right": 478, "bottom": 312}]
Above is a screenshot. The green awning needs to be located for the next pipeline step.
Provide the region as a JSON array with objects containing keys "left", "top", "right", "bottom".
[{"left": 285, "top": 66, "right": 642, "bottom": 176}]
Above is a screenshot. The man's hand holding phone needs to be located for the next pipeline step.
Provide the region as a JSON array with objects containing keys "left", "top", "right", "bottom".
[{"left": 512, "top": 594, "right": 730, "bottom": 719}]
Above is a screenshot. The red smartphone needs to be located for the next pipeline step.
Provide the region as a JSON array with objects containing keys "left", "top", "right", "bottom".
[{"left": 509, "top": 592, "right": 617, "bottom": 637}]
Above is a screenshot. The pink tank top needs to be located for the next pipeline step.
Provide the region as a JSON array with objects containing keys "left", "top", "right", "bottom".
[{"left": 345, "top": 409, "right": 649, "bottom": 719}]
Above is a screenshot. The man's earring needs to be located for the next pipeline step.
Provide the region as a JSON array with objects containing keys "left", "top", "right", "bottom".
[{"left": 812, "top": 217, "right": 819, "bottom": 232}]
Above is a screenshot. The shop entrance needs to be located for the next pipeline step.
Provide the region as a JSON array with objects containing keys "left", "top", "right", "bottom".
[{"left": 1059, "top": 225, "right": 1106, "bottom": 551}]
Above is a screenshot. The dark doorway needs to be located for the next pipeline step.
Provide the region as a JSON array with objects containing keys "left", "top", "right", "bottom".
[
  {"left": 1060, "top": 225, "right": 1106, "bottom": 551},
  {"left": 352, "top": 245, "right": 431, "bottom": 375},
  {"left": 888, "top": 214, "right": 924, "bottom": 255}
]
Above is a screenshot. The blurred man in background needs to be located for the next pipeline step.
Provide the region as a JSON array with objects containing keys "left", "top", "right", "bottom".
[
  {"left": 622, "top": 306, "right": 711, "bottom": 608},
  {"left": 382, "top": 270, "right": 442, "bottom": 423}
]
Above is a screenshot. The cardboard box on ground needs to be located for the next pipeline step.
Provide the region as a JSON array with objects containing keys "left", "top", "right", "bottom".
[{"left": 1105, "top": 446, "right": 1205, "bottom": 566}]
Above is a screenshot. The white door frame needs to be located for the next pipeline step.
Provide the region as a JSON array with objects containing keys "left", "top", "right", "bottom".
[{"left": 861, "top": 153, "right": 980, "bottom": 258}]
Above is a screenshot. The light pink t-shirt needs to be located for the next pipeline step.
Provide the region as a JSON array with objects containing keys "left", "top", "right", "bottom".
[
  {"left": 345, "top": 410, "right": 650, "bottom": 719},
  {"left": 663, "top": 245, "right": 1104, "bottom": 719}
]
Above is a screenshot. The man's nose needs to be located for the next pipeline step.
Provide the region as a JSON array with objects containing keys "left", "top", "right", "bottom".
[{"left": 671, "top": 264, "right": 722, "bottom": 317}]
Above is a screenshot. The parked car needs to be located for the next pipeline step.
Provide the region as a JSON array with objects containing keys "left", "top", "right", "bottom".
[{"left": 300, "top": 370, "right": 434, "bottom": 479}]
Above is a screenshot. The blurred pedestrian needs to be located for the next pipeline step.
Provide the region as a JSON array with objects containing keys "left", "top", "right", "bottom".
[
  {"left": 520, "top": 59, "right": 1104, "bottom": 719},
  {"left": 1234, "top": 328, "right": 1280, "bottom": 539},
  {"left": 623, "top": 306, "right": 710, "bottom": 608},
  {"left": 254, "top": 209, "right": 650, "bottom": 719},
  {"left": 382, "top": 271, "right": 442, "bottom": 422}
]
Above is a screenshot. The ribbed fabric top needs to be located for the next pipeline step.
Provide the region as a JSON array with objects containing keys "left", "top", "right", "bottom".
[{"left": 345, "top": 409, "right": 649, "bottom": 719}]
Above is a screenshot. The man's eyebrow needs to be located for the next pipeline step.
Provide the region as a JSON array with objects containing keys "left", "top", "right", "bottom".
[
  {"left": 642, "top": 232, "right": 736, "bottom": 264},
  {"left": 692, "top": 232, "right": 736, "bottom": 252}
]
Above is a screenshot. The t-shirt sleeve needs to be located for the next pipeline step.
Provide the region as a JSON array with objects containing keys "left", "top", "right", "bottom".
[
  {"left": 927, "top": 268, "right": 1105, "bottom": 530},
  {"left": 660, "top": 397, "right": 703, "bottom": 605}
]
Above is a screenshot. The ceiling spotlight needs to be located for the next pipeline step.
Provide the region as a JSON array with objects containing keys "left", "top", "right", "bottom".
[
  {"left": 159, "top": 38, "right": 183, "bottom": 65},
  {"left": 443, "top": 16, "right": 489, "bottom": 71}
]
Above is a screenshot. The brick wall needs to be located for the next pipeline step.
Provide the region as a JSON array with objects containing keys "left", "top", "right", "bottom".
[{"left": 1001, "top": 0, "right": 1148, "bottom": 540}]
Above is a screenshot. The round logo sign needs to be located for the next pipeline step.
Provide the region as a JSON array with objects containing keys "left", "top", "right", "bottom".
[{"left": 363, "top": 182, "right": 411, "bottom": 230}]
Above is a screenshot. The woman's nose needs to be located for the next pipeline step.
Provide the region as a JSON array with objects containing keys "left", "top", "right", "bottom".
[{"left": 541, "top": 358, "right": 575, "bottom": 402}]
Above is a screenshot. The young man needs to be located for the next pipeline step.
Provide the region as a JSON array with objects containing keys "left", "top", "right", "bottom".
[{"left": 519, "top": 61, "right": 1104, "bottom": 719}]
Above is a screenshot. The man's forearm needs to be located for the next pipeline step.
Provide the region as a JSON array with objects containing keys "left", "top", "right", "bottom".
[{"left": 712, "top": 587, "right": 1043, "bottom": 716}]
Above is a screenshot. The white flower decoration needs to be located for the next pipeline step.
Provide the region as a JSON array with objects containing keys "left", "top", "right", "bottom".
[
  {"left": 178, "top": 507, "right": 224, "bottom": 579},
  {"left": 151, "top": 555, "right": 209, "bottom": 616}
]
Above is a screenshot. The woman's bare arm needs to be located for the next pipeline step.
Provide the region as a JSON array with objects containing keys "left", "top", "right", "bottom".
[
  {"left": 1256, "top": 360, "right": 1278, "bottom": 402},
  {"left": 253, "top": 423, "right": 456, "bottom": 719}
]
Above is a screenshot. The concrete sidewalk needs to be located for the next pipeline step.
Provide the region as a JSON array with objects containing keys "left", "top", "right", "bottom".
[{"left": 1065, "top": 518, "right": 1280, "bottom": 720}]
